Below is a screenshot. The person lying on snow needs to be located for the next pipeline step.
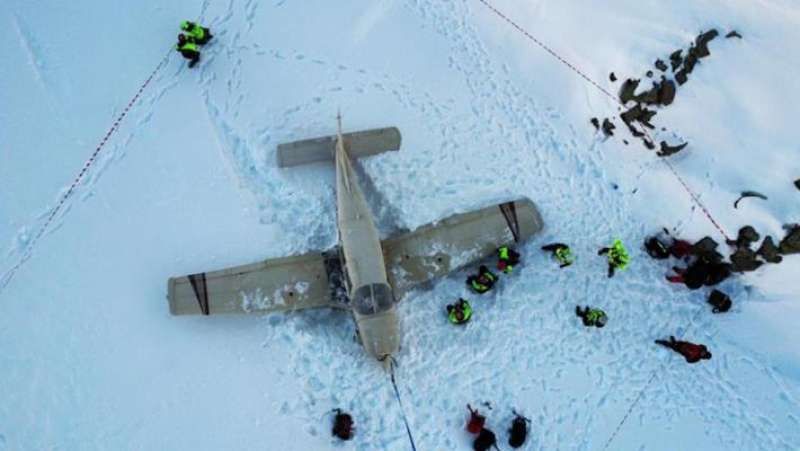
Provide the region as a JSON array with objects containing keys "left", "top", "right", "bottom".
[
  {"left": 575, "top": 305, "right": 607, "bottom": 328},
  {"left": 666, "top": 258, "right": 731, "bottom": 289},
  {"left": 176, "top": 34, "right": 200, "bottom": 68},
  {"left": 542, "top": 242, "right": 574, "bottom": 268},
  {"left": 466, "top": 265, "right": 497, "bottom": 294},
  {"left": 473, "top": 427, "right": 499, "bottom": 451},
  {"left": 331, "top": 408, "right": 354, "bottom": 440},
  {"left": 598, "top": 239, "right": 630, "bottom": 277},
  {"left": 644, "top": 229, "right": 692, "bottom": 260},
  {"left": 655, "top": 336, "right": 712, "bottom": 363},
  {"left": 496, "top": 246, "right": 520, "bottom": 274},
  {"left": 446, "top": 298, "right": 473, "bottom": 325},
  {"left": 507, "top": 411, "right": 531, "bottom": 448},
  {"left": 180, "top": 20, "right": 213, "bottom": 45}
]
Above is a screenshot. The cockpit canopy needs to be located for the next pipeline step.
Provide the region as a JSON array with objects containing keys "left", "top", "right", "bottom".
[{"left": 351, "top": 283, "right": 395, "bottom": 315}]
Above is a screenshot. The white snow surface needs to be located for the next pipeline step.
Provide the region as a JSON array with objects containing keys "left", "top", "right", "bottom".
[{"left": 2, "top": 0, "right": 800, "bottom": 450}]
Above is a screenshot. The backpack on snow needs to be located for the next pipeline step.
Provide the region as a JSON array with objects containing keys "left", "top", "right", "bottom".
[
  {"left": 708, "top": 289, "right": 732, "bottom": 313},
  {"left": 645, "top": 237, "right": 670, "bottom": 259},
  {"left": 508, "top": 411, "right": 531, "bottom": 448},
  {"left": 331, "top": 408, "right": 354, "bottom": 440},
  {"left": 473, "top": 427, "right": 499, "bottom": 451}
]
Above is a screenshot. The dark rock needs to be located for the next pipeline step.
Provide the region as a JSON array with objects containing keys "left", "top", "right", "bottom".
[
  {"left": 730, "top": 247, "right": 764, "bottom": 272},
  {"left": 670, "top": 49, "right": 683, "bottom": 70},
  {"left": 675, "top": 69, "right": 688, "bottom": 85},
  {"left": 694, "top": 29, "right": 719, "bottom": 59},
  {"left": 655, "top": 59, "right": 668, "bottom": 71},
  {"left": 794, "top": 178, "right": 800, "bottom": 190},
  {"left": 619, "top": 79, "right": 640, "bottom": 103},
  {"left": 623, "top": 139, "right": 629, "bottom": 145},
  {"left": 602, "top": 119, "right": 616, "bottom": 137},
  {"left": 683, "top": 52, "right": 698, "bottom": 73},
  {"left": 779, "top": 225, "right": 800, "bottom": 254},
  {"left": 731, "top": 226, "right": 760, "bottom": 249},
  {"left": 658, "top": 79, "right": 676, "bottom": 105},
  {"left": 757, "top": 236, "right": 783, "bottom": 263},
  {"left": 635, "top": 85, "right": 660, "bottom": 105},
  {"left": 657, "top": 141, "right": 688, "bottom": 157},
  {"left": 726, "top": 30, "right": 743, "bottom": 39},
  {"left": 610, "top": 72, "right": 617, "bottom": 82},
  {"left": 646, "top": 70, "right": 654, "bottom": 78},
  {"left": 590, "top": 117, "right": 600, "bottom": 130}
]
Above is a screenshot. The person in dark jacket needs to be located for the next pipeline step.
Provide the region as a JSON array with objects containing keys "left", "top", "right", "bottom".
[
  {"left": 331, "top": 408, "right": 354, "bottom": 440},
  {"left": 655, "top": 336, "right": 712, "bottom": 363},
  {"left": 507, "top": 411, "right": 530, "bottom": 448},
  {"left": 473, "top": 427, "right": 499, "bottom": 451}
]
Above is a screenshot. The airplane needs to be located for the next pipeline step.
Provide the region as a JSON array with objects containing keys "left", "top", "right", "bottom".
[{"left": 167, "top": 115, "right": 544, "bottom": 368}]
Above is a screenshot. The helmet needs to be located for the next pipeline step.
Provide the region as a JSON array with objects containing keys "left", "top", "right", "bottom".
[
  {"left": 178, "top": 33, "right": 186, "bottom": 42},
  {"left": 596, "top": 314, "right": 608, "bottom": 327}
]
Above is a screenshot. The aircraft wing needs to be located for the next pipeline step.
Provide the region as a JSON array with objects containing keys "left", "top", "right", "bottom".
[
  {"left": 382, "top": 198, "right": 543, "bottom": 298},
  {"left": 167, "top": 251, "right": 346, "bottom": 315}
]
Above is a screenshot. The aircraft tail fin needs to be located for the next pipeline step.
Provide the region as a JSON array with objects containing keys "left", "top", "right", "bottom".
[{"left": 277, "top": 127, "right": 401, "bottom": 168}]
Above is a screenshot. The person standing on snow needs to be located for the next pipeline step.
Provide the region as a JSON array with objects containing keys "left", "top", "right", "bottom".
[
  {"left": 575, "top": 305, "right": 607, "bottom": 328},
  {"left": 654, "top": 336, "right": 712, "bottom": 363},
  {"left": 542, "top": 242, "right": 574, "bottom": 268},
  {"left": 598, "top": 239, "right": 630, "bottom": 277},
  {"left": 176, "top": 34, "right": 200, "bottom": 68},
  {"left": 496, "top": 246, "right": 520, "bottom": 274},
  {"left": 180, "top": 20, "right": 213, "bottom": 44}
]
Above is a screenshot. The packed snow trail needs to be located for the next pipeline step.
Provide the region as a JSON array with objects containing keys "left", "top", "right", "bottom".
[{"left": 0, "top": 50, "right": 172, "bottom": 295}]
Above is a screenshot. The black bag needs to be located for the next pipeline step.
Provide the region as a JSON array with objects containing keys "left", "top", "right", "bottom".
[
  {"left": 332, "top": 409, "right": 354, "bottom": 440},
  {"left": 708, "top": 290, "right": 732, "bottom": 313},
  {"left": 473, "top": 427, "right": 498, "bottom": 451},
  {"left": 508, "top": 412, "right": 530, "bottom": 448},
  {"left": 645, "top": 237, "right": 670, "bottom": 259}
]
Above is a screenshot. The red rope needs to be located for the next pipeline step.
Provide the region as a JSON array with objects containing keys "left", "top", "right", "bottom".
[
  {"left": 475, "top": 0, "right": 731, "bottom": 242},
  {"left": 0, "top": 52, "right": 171, "bottom": 294}
]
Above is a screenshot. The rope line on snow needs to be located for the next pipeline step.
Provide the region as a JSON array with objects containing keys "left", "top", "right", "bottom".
[
  {"left": 474, "top": 0, "right": 732, "bottom": 242},
  {"left": 0, "top": 50, "right": 172, "bottom": 296},
  {"left": 388, "top": 359, "right": 419, "bottom": 451},
  {"left": 600, "top": 306, "right": 706, "bottom": 451}
]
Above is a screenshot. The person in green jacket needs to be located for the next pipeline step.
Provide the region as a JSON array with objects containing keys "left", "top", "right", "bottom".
[
  {"left": 447, "top": 298, "right": 473, "bottom": 325},
  {"left": 176, "top": 34, "right": 200, "bottom": 68},
  {"left": 598, "top": 239, "right": 630, "bottom": 278},
  {"left": 542, "top": 242, "right": 574, "bottom": 268},
  {"left": 466, "top": 265, "right": 497, "bottom": 294},
  {"left": 496, "top": 245, "right": 520, "bottom": 274},
  {"left": 180, "top": 20, "right": 213, "bottom": 45},
  {"left": 576, "top": 305, "right": 607, "bottom": 328}
]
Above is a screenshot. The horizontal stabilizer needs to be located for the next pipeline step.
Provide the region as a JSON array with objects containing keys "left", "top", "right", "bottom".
[{"left": 277, "top": 127, "right": 401, "bottom": 167}]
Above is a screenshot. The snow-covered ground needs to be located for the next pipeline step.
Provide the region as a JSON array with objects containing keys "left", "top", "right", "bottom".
[{"left": 2, "top": 0, "right": 799, "bottom": 450}]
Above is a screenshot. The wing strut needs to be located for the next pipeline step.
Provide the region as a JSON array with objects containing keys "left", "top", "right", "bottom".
[
  {"left": 188, "top": 273, "right": 211, "bottom": 315},
  {"left": 499, "top": 201, "right": 521, "bottom": 243}
]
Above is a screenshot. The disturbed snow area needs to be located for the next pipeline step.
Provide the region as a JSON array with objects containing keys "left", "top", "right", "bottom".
[{"left": 1, "top": 0, "right": 799, "bottom": 450}]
